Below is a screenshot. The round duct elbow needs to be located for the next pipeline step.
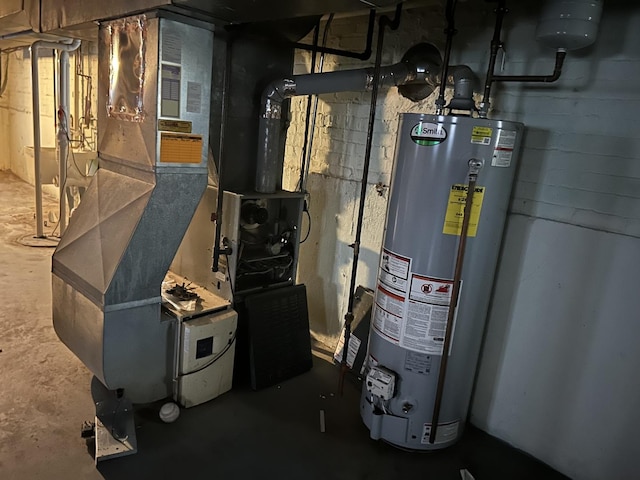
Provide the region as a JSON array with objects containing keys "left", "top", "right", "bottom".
[
  {"left": 447, "top": 65, "right": 477, "bottom": 111},
  {"left": 397, "top": 43, "right": 442, "bottom": 102}
]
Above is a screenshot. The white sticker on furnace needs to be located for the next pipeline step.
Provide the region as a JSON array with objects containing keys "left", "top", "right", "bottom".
[{"left": 492, "top": 129, "right": 517, "bottom": 167}]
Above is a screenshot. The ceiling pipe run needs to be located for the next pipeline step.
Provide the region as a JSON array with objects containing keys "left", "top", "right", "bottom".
[{"left": 255, "top": 56, "right": 442, "bottom": 193}]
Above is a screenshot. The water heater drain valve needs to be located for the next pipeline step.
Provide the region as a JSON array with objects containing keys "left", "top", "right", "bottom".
[{"left": 366, "top": 366, "right": 396, "bottom": 400}]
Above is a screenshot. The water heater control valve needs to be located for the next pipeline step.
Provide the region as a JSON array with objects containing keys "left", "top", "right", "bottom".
[{"left": 366, "top": 366, "right": 396, "bottom": 400}]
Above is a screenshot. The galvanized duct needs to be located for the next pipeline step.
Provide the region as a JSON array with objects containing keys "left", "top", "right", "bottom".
[{"left": 51, "top": 15, "right": 213, "bottom": 403}]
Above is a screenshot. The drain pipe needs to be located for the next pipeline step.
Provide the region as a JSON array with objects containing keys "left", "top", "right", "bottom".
[{"left": 31, "top": 39, "right": 81, "bottom": 238}]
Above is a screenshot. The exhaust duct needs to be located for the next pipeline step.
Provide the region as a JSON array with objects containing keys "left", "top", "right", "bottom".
[{"left": 255, "top": 43, "right": 478, "bottom": 194}]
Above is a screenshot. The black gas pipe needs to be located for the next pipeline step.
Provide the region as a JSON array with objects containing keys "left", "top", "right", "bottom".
[
  {"left": 291, "top": 9, "right": 376, "bottom": 61},
  {"left": 435, "top": 0, "right": 458, "bottom": 114},
  {"left": 298, "top": 20, "right": 321, "bottom": 191},
  {"left": 479, "top": 0, "right": 566, "bottom": 118},
  {"left": 339, "top": 3, "right": 403, "bottom": 395},
  {"left": 212, "top": 35, "right": 233, "bottom": 273}
]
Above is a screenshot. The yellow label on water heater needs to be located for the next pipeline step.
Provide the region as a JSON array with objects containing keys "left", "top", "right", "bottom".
[{"left": 442, "top": 184, "right": 485, "bottom": 237}]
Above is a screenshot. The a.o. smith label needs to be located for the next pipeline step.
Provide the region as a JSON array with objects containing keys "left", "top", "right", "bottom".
[{"left": 410, "top": 122, "right": 447, "bottom": 146}]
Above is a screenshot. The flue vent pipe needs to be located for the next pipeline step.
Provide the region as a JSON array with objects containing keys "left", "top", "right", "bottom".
[{"left": 255, "top": 60, "right": 440, "bottom": 193}]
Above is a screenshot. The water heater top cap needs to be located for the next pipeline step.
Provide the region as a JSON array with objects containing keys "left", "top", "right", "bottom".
[{"left": 536, "top": 0, "right": 603, "bottom": 51}]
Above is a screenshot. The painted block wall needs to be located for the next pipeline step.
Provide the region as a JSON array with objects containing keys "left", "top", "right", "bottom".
[
  {"left": 282, "top": 2, "right": 640, "bottom": 479},
  {"left": 283, "top": 4, "right": 447, "bottom": 346},
  {"left": 0, "top": 46, "right": 98, "bottom": 186},
  {"left": 0, "top": 49, "right": 57, "bottom": 184}
]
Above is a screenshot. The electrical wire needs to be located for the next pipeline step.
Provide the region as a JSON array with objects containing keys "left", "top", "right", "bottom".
[
  {"left": 300, "top": 209, "right": 311, "bottom": 243},
  {"left": 177, "top": 332, "right": 237, "bottom": 378}
]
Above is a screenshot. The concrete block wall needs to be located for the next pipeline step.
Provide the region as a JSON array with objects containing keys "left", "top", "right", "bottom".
[
  {"left": 283, "top": 4, "right": 447, "bottom": 346},
  {"left": 283, "top": 2, "right": 640, "bottom": 479},
  {"left": 0, "top": 49, "right": 57, "bottom": 183},
  {"left": 0, "top": 46, "right": 98, "bottom": 186}
]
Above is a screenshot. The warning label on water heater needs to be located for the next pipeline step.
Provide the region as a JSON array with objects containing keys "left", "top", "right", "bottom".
[
  {"left": 409, "top": 274, "right": 453, "bottom": 306},
  {"left": 442, "top": 184, "right": 485, "bottom": 237},
  {"left": 492, "top": 129, "right": 517, "bottom": 167},
  {"left": 379, "top": 248, "right": 410, "bottom": 294}
]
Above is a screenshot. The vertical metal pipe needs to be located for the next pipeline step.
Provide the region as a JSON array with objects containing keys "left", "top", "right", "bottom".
[
  {"left": 31, "top": 39, "right": 80, "bottom": 239},
  {"left": 31, "top": 45, "right": 45, "bottom": 238},
  {"left": 58, "top": 50, "right": 70, "bottom": 234},
  {"left": 479, "top": 0, "right": 507, "bottom": 118},
  {"left": 429, "top": 159, "right": 482, "bottom": 444},
  {"left": 298, "top": 20, "right": 320, "bottom": 191},
  {"left": 302, "top": 14, "right": 335, "bottom": 194},
  {"left": 212, "top": 36, "right": 233, "bottom": 273},
  {"left": 340, "top": 4, "right": 402, "bottom": 394},
  {"left": 435, "top": 0, "right": 457, "bottom": 114}
]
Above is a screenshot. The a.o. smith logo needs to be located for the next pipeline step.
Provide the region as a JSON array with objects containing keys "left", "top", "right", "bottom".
[{"left": 410, "top": 123, "right": 447, "bottom": 146}]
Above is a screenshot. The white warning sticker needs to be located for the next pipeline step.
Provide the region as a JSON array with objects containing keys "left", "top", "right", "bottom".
[
  {"left": 333, "top": 331, "right": 361, "bottom": 368},
  {"left": 372, "top": 285, "right": 406, "bottom": 344},
  {"left": 492, "top": 129, "right": 517, "bottom": 167},
  {"left": 421, "top": 420, "right": 460, "bottom": 445},
  {"left": 379, "top": 248, "right": 410, "bottom": 294},
  {"left": 409, "top": 274, "right": 453, "bottom": 306},
  {"left": 401, "top": 300, "right": 450, "bottom": 355}
]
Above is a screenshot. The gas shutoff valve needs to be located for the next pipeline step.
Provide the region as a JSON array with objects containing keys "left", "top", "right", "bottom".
[{"left": 366, "top": 366, "right": 396, "bottom": 400}]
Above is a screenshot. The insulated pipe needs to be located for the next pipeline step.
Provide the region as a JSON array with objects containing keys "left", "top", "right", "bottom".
[
  {"left": 31, "top": 39, "right": 81, "bottom": 238},
  {"left": 255, "top": 61, "right": 430, "bottom": 193}
]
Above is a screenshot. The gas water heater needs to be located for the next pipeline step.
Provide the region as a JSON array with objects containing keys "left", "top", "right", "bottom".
[{"left": 360, "top": 113, "right": 523, "bottom": 450}]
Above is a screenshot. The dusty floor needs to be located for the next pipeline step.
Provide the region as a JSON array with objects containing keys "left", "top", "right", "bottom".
[{"left": 0, "top": 171, "right": 567, "bottom": 480}]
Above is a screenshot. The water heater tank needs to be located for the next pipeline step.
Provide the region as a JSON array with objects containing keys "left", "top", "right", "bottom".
[
  {"left": 360, "top": 113, "right": 523, "bottom": 449},
  {"left": 536, "top": 0, "right": 603, "bottom": 50}
]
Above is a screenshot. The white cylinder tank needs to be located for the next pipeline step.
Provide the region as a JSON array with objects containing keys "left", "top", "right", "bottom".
[
  {"left": 536, "top": 0, "right": 603, "bottom": 50},
  {"left": 360, "top": 113, "right": 524, "bottom": 450}
]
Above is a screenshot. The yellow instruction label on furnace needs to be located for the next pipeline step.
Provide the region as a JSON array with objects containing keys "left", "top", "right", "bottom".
[
  {"left": 471, "top": 126, "right": 493, "bottom": 145},
  {"left": 160, "top": 133, "right": 202, "bottom": 164},
  {"left": 442, "top": 184, "right": 485, "bottom": 237}
]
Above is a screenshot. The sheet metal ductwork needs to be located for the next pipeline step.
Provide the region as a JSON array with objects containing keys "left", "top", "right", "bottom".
[{"left": 51, "top": 15, "right": 213, "bottom": 403}]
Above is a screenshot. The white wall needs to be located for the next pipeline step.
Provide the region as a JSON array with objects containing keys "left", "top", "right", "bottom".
[
  {"left": 0, "top": 45, "right": 98, "bottom": 184},
  {"left": 0, "top": 49, "right": 57, "bottom": 184},
  {"left": 283, "top": 1, "right": 640, "bottom": 479}
]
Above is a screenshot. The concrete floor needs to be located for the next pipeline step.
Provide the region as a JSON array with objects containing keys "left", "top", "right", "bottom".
[{"left": 0, "top": 171, "right": 568, "bottom": 480}]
